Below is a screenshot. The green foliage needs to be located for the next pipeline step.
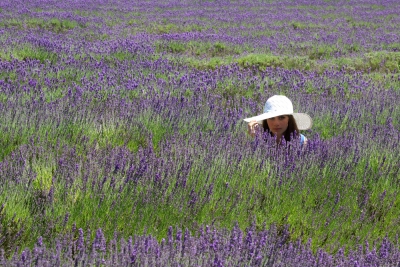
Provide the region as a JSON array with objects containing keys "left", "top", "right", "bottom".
[
  {"left": 0, "top": 92, "right": 7, "bottom": 103},
  {"left": 147, "top": 22, "right": 206, "bottom": 34},
  {"left": 104, "top": 19, "right": 116, "bottom": 27},
  {"left": 46, "top": 18, "right": 78, "bottom": 32},
  {"left": 309, "top": 44, "right": 337, "bottom": 60},
  {"left": 214, "top": 78, "right": 255, "bottom": 99},
  {"left": 156, "top": 40, "right": 242, "bottom": 58},
  {"left": 32, "top": 165, "right": 54, "bottom": 195},
  {"left": 291, "top": 21, "right": 307, "bottom": 30},
  {"left": 0, "top": 204, "right": 28, "bottom": 257},
  {"left": 290, "top": 21, "right": 325, "bottom": 30},
  {"left": 83, "top": 122, "right": 150, "bottom": 152},
  {"left": 178, "top": 56, "right": 233, "bottom": 70},
  {"left": 0, "top": 70, "right": 17, "bottom": 82},
  {"left": 213, "top": 42, "right": 226, "bottom": 53},
  {"left": 250, "top": 28, "right": 276, "bottom": 38},
  {"left": 326, "top": 52, "right": 400, "bottom": 73},
  {"left": 0, "top": 114, "right": 174, "bottom": 162},
  {"left": 364, "top": 51, "right": 400, "bottom": 72},
  {"left": 42, "top": 87, "right": 65, "bottom": 102},
  {"left": 0, "top": 18, "right": 22, "bottom": 28},
  {"left": 26, "top": 18, "right": 46, "bottom": 28},
  {"left": 127, "top": 18, "right": 141, "bottom": 25},
  {"left": 331, "top": 57, "right": 365, "bottom": 72},
  {"left": 236, "top": 53, "right": 314, "bottom": 71},
  {"left": 73, "top": 10, "right": 94, "bottom": 17},
  {"left": 46, "top": 67, "right": 93, "bottom": 85},
  {"left": 0, "top": 129, "right": 29, "bottom": 161},
  {"left": 371, "top": 4, "right": 385, "bottom": 10},
  {"left": 237, "top": 54, "right": 280, "bottom": 69},
  {"left": 344, "top": 42, "right": 361, "bottom": 53},
  {"left": 384, "top": 42, "right": 400, "bottom": 51},
  {"left": 0, "top": 17, "right": 80, "bottom": 32},
  {"left": 2, "top": 44, "right": 59, "bottom": 64},
  {"left": 90, "top": 51, "right": 142, "bottom": 64},
  {"left": 161, "top": 41, "right": 186, "bottom": 53},
  {"left": 287, "top": 5, "right": 321, "bottom": 10},
  {"left": 350, "top": 20, "right": 379, "bottom": 30},
  {"left": 111, "top": 51, "right": 133, "bottom": 61}
]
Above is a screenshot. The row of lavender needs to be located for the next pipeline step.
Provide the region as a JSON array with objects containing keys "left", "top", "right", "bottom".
[
  {"left": 4, "top": 225, "right": 400, "bottom": 267},
  {"left": 0, "top": 0, "right": 400, "bottom": 264}
]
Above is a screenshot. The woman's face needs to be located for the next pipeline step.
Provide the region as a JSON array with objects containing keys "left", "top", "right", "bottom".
[{"left": 266, "top": 115, "right": 289, "bottom": 137}]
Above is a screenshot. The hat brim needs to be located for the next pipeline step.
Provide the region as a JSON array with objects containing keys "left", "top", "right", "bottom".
[{"left": 243, "top": 112, "right": 312, "bottom": 130}]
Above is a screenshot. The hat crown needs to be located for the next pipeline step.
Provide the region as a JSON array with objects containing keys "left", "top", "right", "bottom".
[{"left": 263, "top": 95, "right": 293, "bottom": 115}]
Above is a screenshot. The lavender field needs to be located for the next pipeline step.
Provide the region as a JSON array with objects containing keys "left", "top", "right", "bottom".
[{"left": 1, "top": 0, "right": 400, "bottom": 265}]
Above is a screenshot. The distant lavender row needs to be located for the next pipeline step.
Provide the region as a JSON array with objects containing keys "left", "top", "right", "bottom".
[
  {"left": 0, "top": 0, "right": 399, "bottom": 57},
  {"left": 3, "top": 224, "right": 400, "bottom": 267}
]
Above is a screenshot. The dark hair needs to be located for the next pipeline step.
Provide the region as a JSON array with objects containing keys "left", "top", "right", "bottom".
[{"left": 261, "top": 115, "right": 300, "bottom": 142}]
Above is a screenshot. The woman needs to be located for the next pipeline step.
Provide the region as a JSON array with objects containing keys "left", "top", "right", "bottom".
[{"left": 244, "top": 95, "right": 312, "bottom": 146}]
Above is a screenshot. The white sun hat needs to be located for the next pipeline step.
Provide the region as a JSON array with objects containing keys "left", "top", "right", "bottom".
[{"left": 243, "top": 95, "right": 312, "bottom": 130}]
